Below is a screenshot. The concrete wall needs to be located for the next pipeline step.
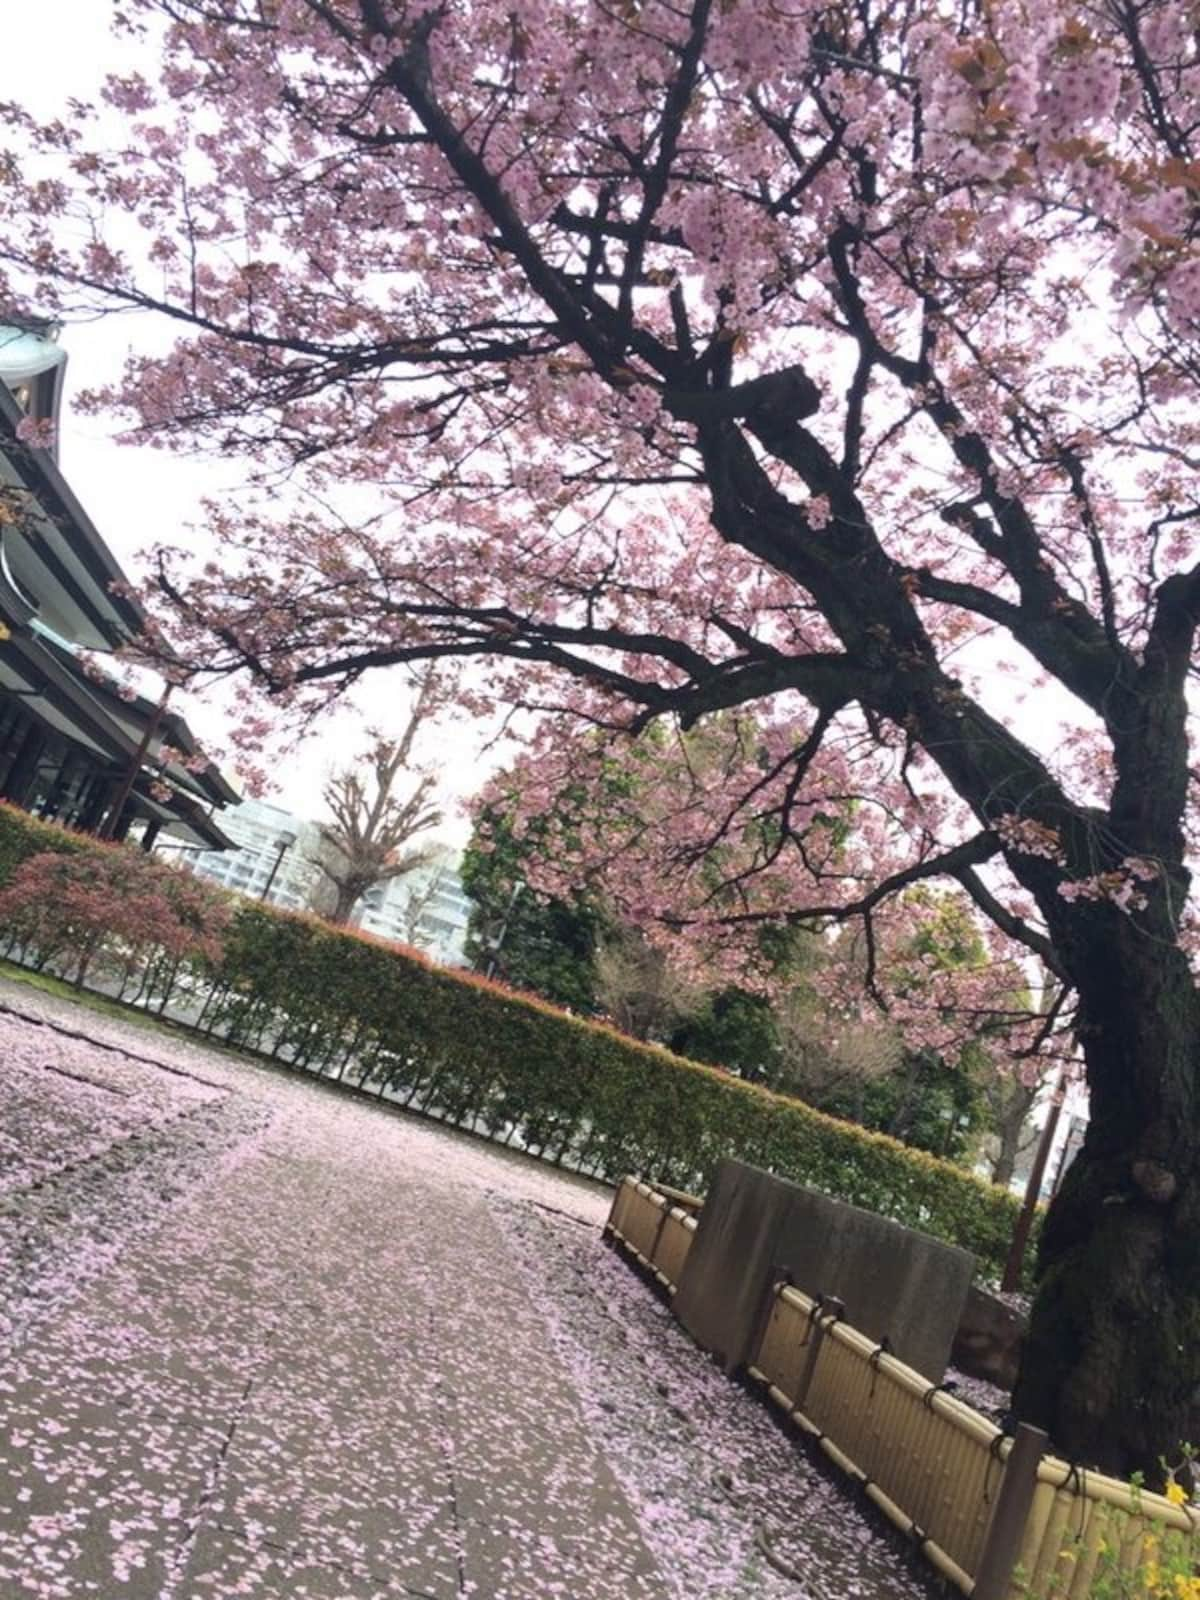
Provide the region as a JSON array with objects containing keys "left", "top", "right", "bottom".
[{"left": 673, "top": 1159, "right": 975, "bottom": 1381}]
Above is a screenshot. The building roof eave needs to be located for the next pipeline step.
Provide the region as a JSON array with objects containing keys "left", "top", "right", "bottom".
[{"left": 0, "top": 380, "right": 145, "bottom": 643}]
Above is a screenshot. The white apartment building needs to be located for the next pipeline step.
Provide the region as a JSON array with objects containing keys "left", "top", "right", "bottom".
[
  {"left": 182, "top": 797, "right": 321, "bottom": 912},
  {"left": 353, "top": 842, "right": 473, "bottom": 967},
  {"left": 177, "top": 799, "right": 474, "bottom": 965}
]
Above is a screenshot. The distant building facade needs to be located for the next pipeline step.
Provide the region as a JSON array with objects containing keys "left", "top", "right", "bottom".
[
  {"left": 0, "top": 320, "right": 236, "bottom": 849},
  {"left": 355, "top": 843, "right": 473, "bottom": 966},
  {"left": 183, "top": 794, "right": 473, "bottom": 965},
  {"left": 185, "top": 797, "right": 321, "bottom": 911}
]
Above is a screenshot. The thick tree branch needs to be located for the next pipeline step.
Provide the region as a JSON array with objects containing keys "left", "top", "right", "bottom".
[{"left": 712, "top": 831, "right": 1004, "bottom": 928}]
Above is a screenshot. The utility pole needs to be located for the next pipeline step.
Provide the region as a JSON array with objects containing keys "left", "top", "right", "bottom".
[{"left": 1001, "top": 1067, "right": 1068, "bottom": 1293}]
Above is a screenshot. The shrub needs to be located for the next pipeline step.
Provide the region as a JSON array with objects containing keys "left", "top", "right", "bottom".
[
  {"left": 198, "top": 903, "right": 1027, "bottom": 1280},
  {"left": 0, "top": 803, "right": 1030, "bottom": 1281},
  {"left": 0, "top": 799, "right": 87, "bottom": 877},
  {"left": 0, "top": 809, "right": 231, "bottom": 1006}
]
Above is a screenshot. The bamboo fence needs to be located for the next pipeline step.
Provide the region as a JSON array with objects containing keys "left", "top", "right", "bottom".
[
  {"left": 605, "top": 1176, "right": 1198, "bottom": 1600},
  {"left": 603, "top": 1175, "right": 698, "bottom": 1295}
]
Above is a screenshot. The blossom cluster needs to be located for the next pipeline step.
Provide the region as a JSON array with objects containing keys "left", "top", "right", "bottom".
[{"left": 1057, "top": 856, "right": 1162, "bottom": 914}]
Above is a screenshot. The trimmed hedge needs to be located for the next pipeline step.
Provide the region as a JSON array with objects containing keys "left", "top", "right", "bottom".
[
  {"left": 0, "top": 802, "right": 1029, "bottom": 1282},
  {"left": 0, "top": 799, "right": 91, "bottom": 876}
]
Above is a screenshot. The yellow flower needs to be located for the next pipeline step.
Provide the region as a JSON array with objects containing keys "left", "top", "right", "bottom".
[{"left": 1165, "top": 1480, "right": 1189, "bottom": 1507}]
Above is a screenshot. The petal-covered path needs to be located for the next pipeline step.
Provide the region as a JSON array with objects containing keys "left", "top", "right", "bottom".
[{"left": 0, "top": 975, "right": 932, "bottom": 1600}]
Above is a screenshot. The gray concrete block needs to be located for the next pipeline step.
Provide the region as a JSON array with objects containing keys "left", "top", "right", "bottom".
[
  {"left": 673, "top": 1159, "right": 975, "bottom": 1380},
  {"left": 951, "top": 1284, "right": 1027, "bottom": 1391}
]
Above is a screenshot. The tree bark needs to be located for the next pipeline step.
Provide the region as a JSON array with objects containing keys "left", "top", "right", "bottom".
[
  {"left": 330, "top": 881, "right": 365, "bottom": 925},
  {"left": 1012, "top": 927, "right": 1200, "bottom": 1482}
]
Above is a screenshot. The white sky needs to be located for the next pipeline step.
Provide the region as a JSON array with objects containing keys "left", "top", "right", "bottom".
[{"left": 0, "top": 2, "right": 506, "bottom": 844}]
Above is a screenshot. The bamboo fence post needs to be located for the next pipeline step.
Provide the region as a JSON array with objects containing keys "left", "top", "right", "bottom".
[
  {"left": 794, "top": 1294, "right": 843, "bottom": 1414},
  {"left": 972, "top": 1423, "right": 1049, "bottom": 1600}
]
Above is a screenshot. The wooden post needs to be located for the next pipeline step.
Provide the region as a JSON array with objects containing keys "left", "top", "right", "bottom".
[
  {"left": 794, "top": 1294, "right": 844, "bottom": 1415},
  {"left": 972, "top": 1423, "right": 1048, "bottom": 1600},
  {"left": 602, "top": 1176, "right": 630, "bottom": 1240},
  {"left": 648, "top": 1196, "right": 671, "bottom": 1271},
  {"left": 98, "top": 683, "right": 171, "bottom": 840},
  {"left": 744, "top": 1268, "right": 792, "bottom": 1376}
]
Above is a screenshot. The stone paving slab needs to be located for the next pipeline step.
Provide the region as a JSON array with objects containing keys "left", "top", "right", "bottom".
[
  {"left": 175, "top": 1526, "right": 425, "bottom": 1599},
  {"left": 0, "top": 1382, "right": 214, "bottom": 1599},
  {"left": 431, "top": 1202, "right": 668, "bottom": 1600},
  {"left": 208, "top": 1375, "right": 459, "bottom": 1596},
  {"left": 0, "top": 1040, "right": 668, "bottom": 1600}
]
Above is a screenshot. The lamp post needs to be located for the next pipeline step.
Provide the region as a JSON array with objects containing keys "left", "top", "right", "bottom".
[{"left": 259, "top": 830, "right": 297, "bottom": 903}]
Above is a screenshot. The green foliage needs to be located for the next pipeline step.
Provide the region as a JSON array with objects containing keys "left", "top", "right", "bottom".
[
  {"left": 0, "top": 801, "right": 1030, "bottom": 1281},
  {"left": 1020, "top": 1463, "right": 1198, "bottom": 1599},
  {"left": 903, "top": 888, "right": 988, "bottom": 971},
  {"left": 669, "top": 987, "right": 780, "bottom": 1082},
  {"left": 0, "top": 799, "right": 88, "bottom": 876},
  {"left": 460, "top": 804, "right": 605, "bottom": 1011},
  {"left": 848, "top": 1047, "right": 988, "bottom": 1164}
]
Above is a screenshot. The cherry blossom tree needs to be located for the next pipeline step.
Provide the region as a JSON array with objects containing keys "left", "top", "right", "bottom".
[
  {"left": 467, "top": 733, "right": 1011, "bottom": 1157},
  {"left": 480, "top": 717, "right": 1041, "bottom": 1060},
  {"left": 3, "top": 0, "right": 1200, "bottom": 1474}
]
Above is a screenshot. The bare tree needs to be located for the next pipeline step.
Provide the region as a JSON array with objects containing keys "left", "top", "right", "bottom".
[
  {"left": 981, "top": 1074, "right": 1044, "bottom": 1191},
  {"left": 394, "top": 870, "right": 441, "bottom": 949},
  {"left": 593, "top": 928, "right": 699, "bottom": 1043},
  {"left": 314, "top": 677, "right": 443, "bottom": 925},
  {"left": 772, "top": 994, "right": 903, "bottom": 1111}
]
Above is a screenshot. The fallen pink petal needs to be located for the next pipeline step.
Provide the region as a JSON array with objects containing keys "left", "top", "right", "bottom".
[{"left": 0, "top": 976, "right": 936, "bottom": 1598}]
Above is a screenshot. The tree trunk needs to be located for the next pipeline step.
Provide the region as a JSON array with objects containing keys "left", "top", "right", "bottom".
[
  {"left": 886, "top": 1050, "right": 924, "bottom": 1141},
  {"left": 1012, "top": 927, "right": 1200, "bottom": 1482},
  {"left": 990, "top": 1084, "right": 1036, "bottom": 1190},
  {"left": 329, "top": 881, "right": 365, "bottom": 925},
  {"left": 989, "top": 1125, "right": 1021, "bottom": 1191}
]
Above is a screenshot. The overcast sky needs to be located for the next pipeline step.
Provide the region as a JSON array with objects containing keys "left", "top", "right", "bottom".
[{"left": 0, "top": 3, "right": 501, "bottom": 843}]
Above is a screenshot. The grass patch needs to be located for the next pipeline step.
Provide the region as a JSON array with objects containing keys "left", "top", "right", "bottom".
[{"left": 0, "top": 959, "right": 174, "bottom": 1035}]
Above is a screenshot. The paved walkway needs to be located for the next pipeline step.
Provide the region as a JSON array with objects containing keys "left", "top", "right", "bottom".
[
  {"left": 0, "top": 988, "right": 665, "bottom": 1600},
  {"left": 1, "top": 979, "right": 935, "bottom": 1600}
]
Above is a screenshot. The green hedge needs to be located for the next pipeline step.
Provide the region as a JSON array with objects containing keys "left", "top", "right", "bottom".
[
  {"left": 0, "top": 799, "right": 90, "bottom": 877},
  {"left": 0, "top": 802, "right": 1029, "bottom": 1282}
]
